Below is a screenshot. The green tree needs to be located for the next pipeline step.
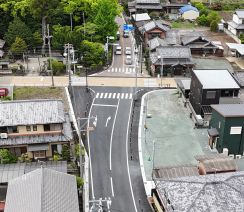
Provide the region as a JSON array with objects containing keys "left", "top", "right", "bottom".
[
  {"left": 33, "top": 31, "right": 43, "bottom": 47},
  {"left": 61, "top": 144, "right": 71, "bottom": 161},
  {"left": 0, "top": 149, "right": 17, "bottom": 164},
  {"left": 93, "top": 0, "right": 122, "bottom": 40},
  {"left": 210, "top": 20, "right": 218, "bottom": 32},
  {"left": 10, "top": 36, "right": 27, "bottom": 58},
  {"left": 80, "top": 40, "right": 105, "bottom": 68},
  {"left": 207, "top": 11, "right": 221, "bottom": 24},
  {"left": 50, "top": 59, "right": 66, "bottom": 76},
  {"left": 4, "top": 17, "right": 33, "bottom": 46},
  {"left": 197, "top": 14, "right": 209, "bottom": 26}
]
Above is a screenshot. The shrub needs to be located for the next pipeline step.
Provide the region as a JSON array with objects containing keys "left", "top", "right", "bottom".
[
  {"left": 0, "top": 149, "right": 17, "bottom": 164},
  {"left": 197, "top": 14, "right": 209, "bottom": 26},
  {"left": 61, "top": 144, "right": 71, "bottom": 161},
  {"left": 210, "top": 20, "right": 218, "bottom": 32},
  {"left": 76, "top": 176, "right": 84, "bottom": 188}
]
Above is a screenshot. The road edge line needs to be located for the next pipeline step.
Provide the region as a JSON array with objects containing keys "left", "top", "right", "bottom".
[
  {"left": 88, "top": 97, "right": 96, "bottom": 199},
  {"left": 126, "top": 99, "right": 138, "bottom": 212}
]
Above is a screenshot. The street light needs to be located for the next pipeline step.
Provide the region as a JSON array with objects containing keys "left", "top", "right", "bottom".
[
  {"left": 157, "top": 55, "right": 164, "bottom": 88},
  {"left": 106, "top": 36, "right": 115, "bottom": 65}
]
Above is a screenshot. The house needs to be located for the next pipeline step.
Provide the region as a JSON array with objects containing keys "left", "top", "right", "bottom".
[
  {"left": 152, "top": 171, "right": 244, "bottom": 212},
  {"left": 0, "top": 99, "right": 73, "bottom": 160},
  {"left": 139, "top": 21, "right": 170, "bottom": 43},
  {"left": 227, "top": 9, "right": 244, "bottom": 37},
  {"left": 208, "top": 104, "right": 244, "bottom": 156},
  {"left": 150, "top": 46, "right": 194, "bottom": 76},
  {"left": 4, "top": 167, "right": 79, "bottom": 212},
  {"left": 179, "top": 5, "right": 199, "bottom": 20},
  {"left": 128, "top": 0, "right": 162, "bottom": 14},
  {"left": 189, "top": 69, "right": 240, "bottom": 117},
  {"left": 181, "top": 33, "right": 224, "bottom": 56},
  {"left": 132, "top": 13, "right": 151, "bottom": 28},
  {"left": 162, "top": 0, "right": 188, "bottom": 15},
  {"left": 226, "top": 43, "right": 244, "bottom": 58}
]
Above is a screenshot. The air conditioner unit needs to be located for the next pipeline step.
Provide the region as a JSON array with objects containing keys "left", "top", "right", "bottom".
[
  {"left": 229, "top": 154, "right": 235, "bottom": 159},
  {"left": 0, "top": 133, "right": 8, "bottom": 139},
  {"left": 223, "top": 148, "right": 228, "bottom": 156},
  {"left": 236, "top": 155, "right": 242, "bottom": 159}
]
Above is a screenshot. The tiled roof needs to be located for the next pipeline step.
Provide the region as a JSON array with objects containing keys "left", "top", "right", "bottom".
[
  {"left": 5, "top": 168, "right": 79, "bottom": 212},
  {"left": 0, "top": 99, "right": 65, "bottom": 127},
  {"left": 148, "top": 37, "right": 169, "bottom": 50},
  {"left": 140, "top": 21, "right": 170, "bottom": 33},
  {"left": 211, "top": 104, "right": 244, "bottom": 117},
  {"left": 193, "top": 69, "right": 240, "bottom": 89},
  {"left": 136, "top": 0, "right": 160, "bottom": 4},
  {"left": 156, "top": 46, "right": 192, "bottom": 58},
  {"left": 156, "top": 171, "right": 244, "bottom": 212}
]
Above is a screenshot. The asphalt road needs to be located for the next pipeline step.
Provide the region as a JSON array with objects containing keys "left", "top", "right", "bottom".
[{"left": 88, "top": 86, "right": 138, "bottom": 211}]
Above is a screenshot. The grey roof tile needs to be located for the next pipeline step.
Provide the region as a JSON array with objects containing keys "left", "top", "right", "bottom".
[
  {"left": 0, "top": 99, "right": 66, "bottom": 127},
  {"left": 5, "top": 168, "right": 79, "bottom": 212},
  {"left": 211, "top": 104, "right": 244, "bottom": 117}
]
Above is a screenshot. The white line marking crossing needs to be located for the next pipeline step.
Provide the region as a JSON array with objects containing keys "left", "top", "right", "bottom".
[
  {"left": 104, "top": 93, "right": 108, "bottom": 98},
  {"left": 113, "top": 93, "right": 116, "bottom": 99},
  {"left": 125, "top": 93, "right": 128, "bottom": 99},
  {"left": 100, "top": 93, "right": 104, "bottom": 98},
  {"left": 121, "top": 93, "right": 124, "bottom": 99},
  {"left": 96, "top": 93, "right": 99, "bottom": 98},
  {"left": 116, "top": 93, "right": 120, "bottom": 99},
  {"left": 108, "top": 93, "right": 112, "bottom": 98}
]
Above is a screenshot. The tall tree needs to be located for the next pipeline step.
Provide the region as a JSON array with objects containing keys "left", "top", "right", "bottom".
[
  {"left": 10, "top": 37, "right": 28, "bottom": 58},
  {"left": 4, "top": 17, "right": 33, "bottom": 46}
]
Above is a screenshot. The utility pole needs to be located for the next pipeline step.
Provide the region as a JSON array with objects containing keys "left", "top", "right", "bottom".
[
  {"left": 64, "top": 43, "right": 74, "bottom": 88},
  {"left": 140, "top": 43, "right": 143, "bottom": 74},
  {"left": 46, "top": 24, "right": 54, "bottom": 87}
]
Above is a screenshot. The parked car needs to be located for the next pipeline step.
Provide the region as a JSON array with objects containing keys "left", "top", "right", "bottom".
[
  {"left": 123, "top": 30, "right": 129, "bottom": 38},
  {"left": 115, "top": 46, "right": 122, "bottom": 55},
  {"left": 125, "top": 47, "right": 132, "bottom": 55},
  {"left": 0, "top": 88, "right": 9, "bottom": 97},
  {"left": 116, "top": 31, "right": 120, "bottom": 41},
  {"left": 125, "top": 55, "right": 132, "bottom": 65}
]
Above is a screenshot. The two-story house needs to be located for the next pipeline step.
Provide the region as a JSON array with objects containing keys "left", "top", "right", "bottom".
[
  {"left": 128, "top": 0, "right": 162, "bottom": 14},
  {"left": 162, "top": 0, "right": 189, "bottom": 14},
  {"left": 209, "top": 104, "right": 244, "bottom": 156},
  {"left": 189, "top": 69, "right": 240, "bottom": 117},
  {"left": 0, "top": 99, "right": 73, "bottom": 160},
  {"left": 228, "top": 9, "right": 244, "bottom": 37}
]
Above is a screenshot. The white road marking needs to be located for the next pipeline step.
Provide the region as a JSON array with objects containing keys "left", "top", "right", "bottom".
[
  {"left": 118, "top": 68, "right": 121, "bottom": 72},
  {"left": 113, "top": 93, "right": 116, "bottom": 99},
  {"left": 100, "top": 93, "right": 104, "bottom": 98},
  {"left": 87, "top": 98, "right": 96, "bottom": 199},
  {"left": 108, "top": 93, "right": 112, "bottom": 98},
  {"left": 125, "top": 93, "right": 128, "bottom": 99},
  {"left": 40, "top": 77, "right": 44, "bottom": 81},
  {"left": 92, "top": 104, "right": 117, "bottom": 107},
  {"left": 116, "top": 93, "right": 120, "bottom": 99},
  {"left": 104, "top": 93, "right": 108, "bottom": 98},
  {"left": 126, "top": 100, "right": 138, "bottom": 212},
  {"left": 110, "top": 177, "right": 115, "bottom": 197},
  {"left": 108, "top": 69, "right": 110, "bottom": 72},
  {"left": 93, "top": 115, "right": 97, "bottom": 127},
  {"left": 115, "top": 68, "right": 117, "bottom": 72},
  {"left": 129, "top": 93, "right": 132, "bottom": 99},
  {"left": 96, "top": 93, "right": 99, "bottom": 98},
  {"left": 109, "top": 99, "right": 120, "bottom": 170},
  {"left": 121, "top": 93, "right": 124, "bottom": 99},
  {"left": 126, "top": 67, "right": 128, "bottom": 73},
  {"left": 105, "top": 116, "right": 111, "bottom": 127}
]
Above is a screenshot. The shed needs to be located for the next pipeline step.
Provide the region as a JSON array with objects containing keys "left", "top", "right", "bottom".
[{"left": 210, "top": 104, "right": 244, "bottom": 155}]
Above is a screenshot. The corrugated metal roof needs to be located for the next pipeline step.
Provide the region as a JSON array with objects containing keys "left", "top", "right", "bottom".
[
  {"left": 156, "top": 171, "right": 244, "bottom": 212},
  {"left": 193, "top": 69, "right": 240, "bottom": 89},
  {"left": 132, "top": 13, "right": 151, "bottom": 22},
  {"left": 5, "top": 168, "right": 79, "bottom": 212},
  {"left": 0, "top": 99, "right": 66, "bottom": 127},
  {"left": 235, "top": 9, "right": 244, "bottom": 19},
  {"left": 211, "top": 104, "right": 244, "bottom": 117}
]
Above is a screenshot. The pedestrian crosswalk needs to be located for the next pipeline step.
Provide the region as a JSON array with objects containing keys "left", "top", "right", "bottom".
[
  {"left": 107, "top": 67, "right": 136, "bottom": 74},
  {"left": 95, "top": 92, "right": 133, "bottom": 99}
]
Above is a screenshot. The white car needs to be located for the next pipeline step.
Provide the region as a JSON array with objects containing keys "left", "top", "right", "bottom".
[
  {"left": 115, "top": 46, "right": 122, "bottom": 55},
  {"left": 125, "top": 55, "right": 132, "bottom": 65},
  {"left": 125, "top": 47, "right": 132, "bottom": 55}
]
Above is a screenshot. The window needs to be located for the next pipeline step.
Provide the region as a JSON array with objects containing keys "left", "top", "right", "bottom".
[
  {"left": 34, "top": 151, "right": 46, "bottom": 158},
  {"left": 33, "top": 125, "right": 37, "bottom": 131},
  {"left": 206, "top": 91, "right": 216, "bottom": 99},
  {"left": 230, "top": 126, "right": 242, "bottom": 135},
  {"left": 26, "top": 125, "right": 31, "bottom": 131},
  {"left": 44, "top": 124, "right": 50, "bottom": 131},
  {"left": 8, "top": 126, "right": 18, "bottom": 133}
]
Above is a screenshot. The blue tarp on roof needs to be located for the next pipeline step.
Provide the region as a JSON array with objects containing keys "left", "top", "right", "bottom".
[{"left": 179, "top": 5, "right": 199, "bottom": 14}]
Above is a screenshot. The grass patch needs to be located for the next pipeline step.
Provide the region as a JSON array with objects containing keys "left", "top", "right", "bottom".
[
  {"left": 14, "top": 87, "right": 64, "bottom": 100},
  {"left": 171, "top": 21, "right": 197, "bottom": 29}
]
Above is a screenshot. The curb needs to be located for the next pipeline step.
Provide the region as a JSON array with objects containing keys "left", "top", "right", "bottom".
[{"left": 65, "top": 87, "right": 90, "bottom": 212}]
